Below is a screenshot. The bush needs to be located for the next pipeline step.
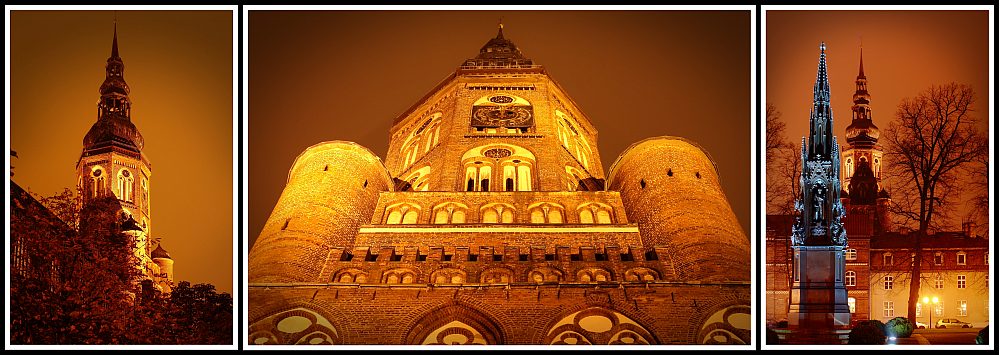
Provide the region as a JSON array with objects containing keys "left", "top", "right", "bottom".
[
  {"left": 976, "top": 326, "right": 988, "bottom": 345},
  {"left": 865, "top": 319, "right": 886, "bottom": 333},
  {"left": 776, "top": 320, "right": 788, "bottom": 328},
  {"left": 848, "top": 321, "right": 886, "bottom": 345},
  {"left": 885, "top": 317, "right": 914, "bottom": 338},
  {"left": 766, "top": 328, "right": 780, "bottom": 345}
]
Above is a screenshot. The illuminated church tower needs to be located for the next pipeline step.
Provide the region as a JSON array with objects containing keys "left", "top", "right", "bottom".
[
  {"left": 841, "top": 46, "right": 884, "bottom": 204},
  {"left": 786, "top": 43, "right": 850, "bottom": 341},
  {"left": 249, "top": 24, "right": 750, "bottom": 345},
  {"left": 76, "top": 24, "right": 172, "bottom": 292}
]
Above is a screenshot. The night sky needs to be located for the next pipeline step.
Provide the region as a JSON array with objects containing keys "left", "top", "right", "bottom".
[
  {"left": 9, "top": 11, "right": 234, "bottom": 293},
  {"left": 766, "top": 10, "right": 989, "bottom": 229},
  {"left": 248, "top": 10, "right": 752, "bottom": 247}
]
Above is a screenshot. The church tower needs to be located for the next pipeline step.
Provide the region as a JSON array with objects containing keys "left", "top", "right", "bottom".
[
  {"left": 786, "top": 43, "right": 850, "bottom": 341},
  {"left": 249, "top": 24, "right": 749, "bottom": 345},
  {"left": 76, "top": 24, "right": 163, "bottom": 289},
  {"left": 841, "top": 46, "right": 883, "bottom": 204}
]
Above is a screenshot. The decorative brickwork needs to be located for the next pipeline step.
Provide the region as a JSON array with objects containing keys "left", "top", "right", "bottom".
[{"left": 249, "top": 25, "right": 749, "bottom": 345}]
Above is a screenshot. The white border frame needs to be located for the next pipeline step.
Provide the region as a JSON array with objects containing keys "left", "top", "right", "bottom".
[
  {"left": 4, "top": 5, "right": 240, "bottom": 350},
  {"left": 241, "top": 4, "right": 756, "bottom": 350},
  {"left": 760, "top": 4, "right": 995, "bottom": 350}
]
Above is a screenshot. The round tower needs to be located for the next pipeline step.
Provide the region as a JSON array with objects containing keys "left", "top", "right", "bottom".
[
  {"left": 249, "top": 141, "right": 393, "bottom": 283},
  {"left": 151, "top": 244, "right": 174, "bottom": 288},
  {"left": 607, "top": 137, "right": 749, "bottom": 282}
]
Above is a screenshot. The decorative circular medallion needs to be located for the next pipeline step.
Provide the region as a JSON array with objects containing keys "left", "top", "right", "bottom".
[
  {"left": 122, "top": 170, "right": 130, "bottom": 178},
  {"left": 483, "top": 148, "right": 512, "bottom": 159},
  {"left": 93, "top": 169, "right": 102, "bottom": 177},
  {"left": 488, "top": 95, "right": 514, "bottom": 104}
]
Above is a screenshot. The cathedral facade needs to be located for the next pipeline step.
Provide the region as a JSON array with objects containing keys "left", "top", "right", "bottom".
[
  {"left": 75, "top": 25, "right": 174, "bottom": 292},
  {"left": 248, "top": 26, "right": 750, "bottom": 345}
]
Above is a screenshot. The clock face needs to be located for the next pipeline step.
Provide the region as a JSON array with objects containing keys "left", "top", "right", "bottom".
[{"left": 471, "top": 94, "right": 534, "bottom": 128}]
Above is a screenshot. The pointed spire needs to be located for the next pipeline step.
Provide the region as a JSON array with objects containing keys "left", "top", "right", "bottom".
[
  {"left": 111, "top": 19, "right": 120, "bottom": 59},
  {"left": 807, "top": 41, "right": 835, "bottom": 159},
  {"left": 497, "top": 17, "right": 504, "bottom": 39},
  {"left": 858, "top": 44, "right": 865, "bottom": 78}
]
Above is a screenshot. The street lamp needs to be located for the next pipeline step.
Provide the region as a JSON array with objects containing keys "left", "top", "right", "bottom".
[{"left": 923, "top": 296, "right": 940, "bottom": 329}]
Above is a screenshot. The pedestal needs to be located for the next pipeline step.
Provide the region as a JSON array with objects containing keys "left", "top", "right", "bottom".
[{"left": 786, "top": 245, "right": 851, "bottom": 344}]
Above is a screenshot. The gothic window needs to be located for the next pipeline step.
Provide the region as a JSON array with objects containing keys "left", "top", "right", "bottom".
[
  {"left": 430, "top": 268, "right": 466, "bottom": 284},
  {"left": 564, "top": 166, "right": 586, "bottom": 191},
  {"left": 400, "top": 112, "right": 444, "bottom": 169},
  {"left": 432, "top": 202, "right": 468, "bottom": 224},
  {"left": 403, "top": 166, "right": 431, "bottom": 192},
  {"left": 461, "top": 144, "right": 535, "bottom": 192},
  {"left": 91, "top": 167, "right": 106, "bottom": 198},
  {"left": 555, "top": 110, "right": 593, "bottom": 171},
  {"left": 249, "top": 307, "right": 340, "bottom": 345},
  {"left": 874, "top": 158, "right": 881, "bottom": 178},
  {"left": 697, "top": 305, "right": 751, "bottom": 344},
  {"left": 385, "top": 203, "right": 421, "bottom": 225},
  {"left": 333, "top": 268, "right": 369, "bottom": 283},
  {"left": 845, "top": 157, "right": 853, "bottom": 178},
  {"left": 406, "top": 306, "right": 504, "bottom": 345},
  {"left": 624, "top": 267, "right": 659, "bottom": 282},
  {"left": 117, "top": 168, "right": 134, "bottom": 203},
  {"left": 529, "top": 202, "right": 564, "bottom": 224},
  {"left": 576, "top": 268, "right": 612, "bottom": 283},
  {"left": 528, "top": 267, "right": 564, "bottom": 283},
  {"left": 545, "top": 307, "right": 657, "bottom": 345},
  {"left": 470, "top": 94, "right": 533, "bottom": 133},
  {"left": 140, "top": 178, "right": 149, "bottom": 211},
  {"left": 480, "top": 203, "right": 515, "bottom": 224},
  {"left": 577, "top": 203, "right": 614, "bottom": 224},
  {"left": 383, "top": 269, "right": 417, "bottom": 284},
  {"left": 845, "top": 271, "right": 856, "bottom": 286},
  {"left": 480, "top": 268, "right": 514, "bottom": 283}
]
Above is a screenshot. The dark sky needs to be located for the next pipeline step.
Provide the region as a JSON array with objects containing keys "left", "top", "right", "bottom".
[
  {"left": 766, "top": 10, "right": 989, "bottom": 228},
  {"left": 10, "top": 11, "right": 234, "bottom": 293},
  {"left": 248, "top": 10, "right": 752, "bottom": 247}
]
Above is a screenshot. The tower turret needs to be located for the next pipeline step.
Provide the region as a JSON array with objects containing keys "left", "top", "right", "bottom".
[{"left": 841, "top": 45, "right": 884, "bottom": 199}]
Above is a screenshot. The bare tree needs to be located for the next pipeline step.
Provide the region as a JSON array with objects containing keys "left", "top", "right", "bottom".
[
  {"left": 882, "top": 82, "right": 988, "bottom": 326},
  {"left": 765, "top": 103, "right": 801, "bottom": 215}
]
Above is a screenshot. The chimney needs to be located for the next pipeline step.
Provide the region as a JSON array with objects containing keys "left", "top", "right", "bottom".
[{"left": 962, "top": 221, "right": 976, "bottom": 238}]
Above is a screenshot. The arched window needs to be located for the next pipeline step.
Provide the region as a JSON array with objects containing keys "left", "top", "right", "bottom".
[
  {"left": 577, "top": 203, "right": 614, "bottom": 224},
  {"left": 461, "top": 144, "right": 535, "bottom": 192},
  {"left": 529, "top": 203, "right": 564, "bottom": 224},
  {"left": 117, "top": 168, "right": 134, "bottom": 203},
  {"left": 399, "top": 112, "right": 444, "bottom": 170},
  {"left": 481, "top": 203, "right": 515, "bottom": 224},
  {"left": 403, "top": 166, "right": 431, "bottom": 192},
  {"left": 385, "top": 203, "right": 421, "bottom": 225},
  {"left": 564, "top": 166, "right": 586, "bottom": 191},
  {"left": 383, "top": 269, "right": 417, "bottom": 284},
  {"left": 576, "top": 268, "right": 612, "bottom": 283},
  {"left": 140, "top": 178, "right": 149, "bottom": 211},
  {"left": 555, "top": 110, "right": 593, "bottom": 171},
  {"left": 845, "top": 157, "right": 853, "bottom": 179},
  {"left": 432, "top": 202, "right": 468, "bottom": 224}
]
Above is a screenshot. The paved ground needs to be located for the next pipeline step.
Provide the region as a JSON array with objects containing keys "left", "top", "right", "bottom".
[{"left": 894, "top": 328, "right": 984, "bottom": 345}]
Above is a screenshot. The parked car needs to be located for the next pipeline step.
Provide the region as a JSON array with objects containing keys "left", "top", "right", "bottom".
[
  {"left": 936, "top": 318, "right": 972, "bottom": 329},
  {"left": 915, "top": 321, "right": 928, "bottom": 329}
]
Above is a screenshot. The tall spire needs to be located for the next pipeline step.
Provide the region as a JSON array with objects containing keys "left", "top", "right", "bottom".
[
  {"left": 807, "top": 42, "right": 835, "bottom": 159},
  {"left": 846, "top": 43, "right": 879, "bottom": 148},
  {"left": 111, "top": 20, "right": 120, "bottom": 59},
  {"left": 857, "top": 44, "right": 864, "bottom": 78},
  {"left": 497, "top": 17, "right": 504, "bottom": 39}
]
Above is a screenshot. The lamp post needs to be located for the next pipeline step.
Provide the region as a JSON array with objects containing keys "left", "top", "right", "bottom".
[{"left": 923, "top": 296, "right": 939, "bottom": 329}]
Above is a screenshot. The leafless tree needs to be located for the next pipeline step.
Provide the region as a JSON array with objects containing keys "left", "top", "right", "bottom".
[
  {"left": 765, "top": 103, "right": 801, "bottom": 215},
  {"left": 882, "top": 82, "right": 988, "bottom": 326}
]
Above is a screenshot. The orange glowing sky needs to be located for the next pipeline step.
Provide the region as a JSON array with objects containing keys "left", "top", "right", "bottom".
[
  {"left": 9, "top": 11, "right": 234, "bottom": 293},
  {"left": 766, "top": 10, "right": 990, "bottom": 229},
  {"left": 248, "top": 10, "right": 752, "bottom": 246}
]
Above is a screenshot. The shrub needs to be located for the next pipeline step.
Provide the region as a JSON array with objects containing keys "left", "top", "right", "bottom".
[
  {"left": 885, "top": 317, "right": 914, "bottom": 338},
  {"left": 976, "top": 326, "right": 988, "bottom": 345},
  {"left": 776, "top": 320, "right": 788, "bottom": 328},
  {"left": 848, "top": 321, "right": 886, "bottom": 345},
  {"left": 766, "top": 328, "right": 780, "bottom": 345}
]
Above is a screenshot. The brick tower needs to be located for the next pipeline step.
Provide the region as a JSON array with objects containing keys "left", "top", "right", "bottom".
[
  {"left": 248, "top": 24, "right": 750, "bottom": 345},
  {"left": 76, "top": 24, "right": 173, "bottom": 292}
]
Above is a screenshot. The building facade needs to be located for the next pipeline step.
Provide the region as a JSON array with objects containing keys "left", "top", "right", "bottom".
[
  {"left": 74, "top": 25, "right": 174, "bottom": 292},
  {"left": 766, "top": 45, "right": 989, "bottom": 328},
  {"left": 248, "top": 25, "right": 751, "bottom": 345}
]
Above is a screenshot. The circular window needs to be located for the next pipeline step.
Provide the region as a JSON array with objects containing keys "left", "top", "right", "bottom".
[
  {"left": 483, "top": 148, "right": 512, "bottom": 159},
  {"left": 122, "top": 170, "right": 130, "bottom": 178},
  {"left": 92, "top": 169, "right": 102, "bottom": 177},
  {"left": 489, "top": 95, "right": 514, "bottom": 104}
]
